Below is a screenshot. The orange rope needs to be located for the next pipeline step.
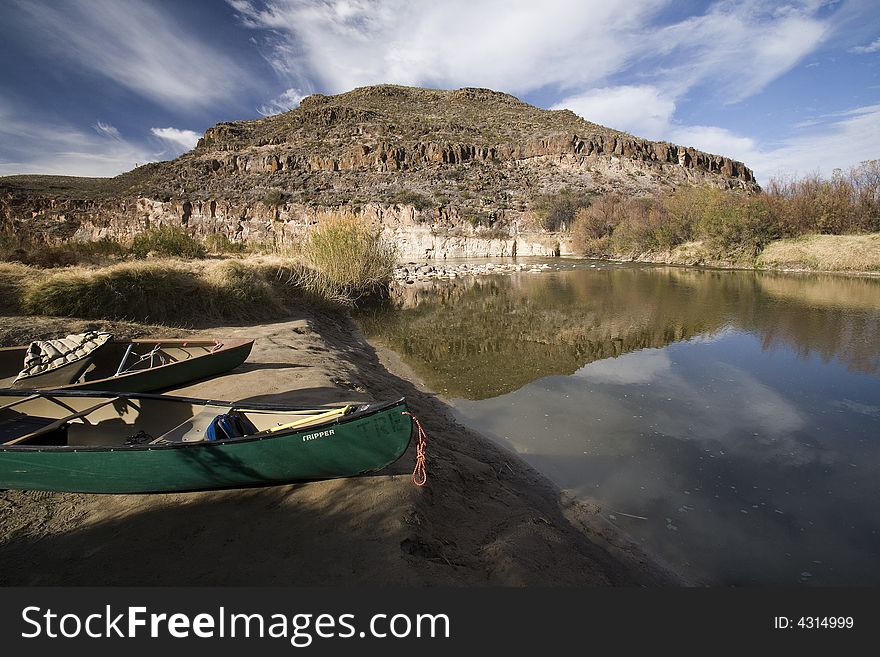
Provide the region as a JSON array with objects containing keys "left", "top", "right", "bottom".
[{"left": 402, "top": 412, "right": 428, "bottom": 487}]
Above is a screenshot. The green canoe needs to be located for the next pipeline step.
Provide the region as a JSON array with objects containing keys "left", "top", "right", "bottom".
[
  {"left": 0, "top": 338, "right": 254, "bottom": 393},
  {"left": 0, "top": 390, "right": 413, "bottom": 493}
]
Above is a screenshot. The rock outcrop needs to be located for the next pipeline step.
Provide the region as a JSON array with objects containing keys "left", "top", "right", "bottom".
[{"left": 1, "top": 84, "right": 758, "bottom": 258}]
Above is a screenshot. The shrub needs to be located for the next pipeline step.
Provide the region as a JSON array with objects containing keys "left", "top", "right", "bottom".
[
  {"left": 130, "top": 225, "right": 206, "bottom": 259},
  {"left": 23, "top": 262, "right": 208, "bottom": 324},
  {"left": 302, "top": 212, "right": 397, "bottom": 300},
  {"left": 534, "top": 187, "right": 592, "bottom": 231},
  {"left": 0, "top": 235, "right": 127, "bottom": 268},
  {"left": 572, "top": 194, "right": 623, "bottom": 238},
  {"left": 764, "top": 161, "right": 880, "bottom": 236},
  {"left": 610, "top": 198, "right": 670, "bottom": 255},
  {"left": 389, "top": 189, "right": 434, "bottom": 210},
  {"left": 75, "top": 237, "right": 129, "bottom": 260},
  {"left": 695, "top": 192, "right": 776, "bottom": 258},
  {"left": 263, "top": 189, "right": 287, "bottom": 207},
  {"left": 571, "top": 187, "right": 776, "bottom": 259}
]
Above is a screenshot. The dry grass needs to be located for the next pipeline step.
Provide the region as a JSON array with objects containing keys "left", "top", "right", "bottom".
[
  {"left": 1, "top": 213, "right": 398, "bottom": 325},
  {"left": 3, "top": 244, "right": 395, "bottom": 326},
  {"left": 756, "top": 234, "right": 880, "bottom": 273},
  {"left": 0, "top": 262, "right": 42, "bottom": 313},
  {"left": 22, "top": 260, "right": 247, "bottom": 325},
  {"left": 301, "top": 211, "right": 397, "bottom": 300}
]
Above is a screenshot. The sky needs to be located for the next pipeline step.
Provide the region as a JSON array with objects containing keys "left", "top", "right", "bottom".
[{"left": 1, "top": 0, "right": 879, "bottom": 185}]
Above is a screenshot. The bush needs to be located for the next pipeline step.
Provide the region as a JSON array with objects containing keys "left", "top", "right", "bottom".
[
  {"left": 572, "top": 194, "right": 623, "bottom": 240},
  {"left": 570, "top": 194, "right": 624, "bottom": 255},
  {"left": 388, "top": 189, "right": 434, "bottom": 210},
  {"left": 0, "top": 235, "right": 127, "bottom": 268},
  {"left": 693, "top": 191, "right": 776, "bottom": 258},
  {"left": 203, "top": 260, "right": 285, "bottom": 319},
  {"left": 610, "top": 199, "right": 671, "bottom": 255},
  {"left": 570, "top": 187, "right": 776, "bottom": 259},
  {"left": 23, "top": 262, "right": 208, "bottom": 324},
  {"left": 130, "top": 226, "right": 206, "bottom": 259},
  {"left": 534, "top": 187, "right": 592, "bottom": 231},
  {"left": 302, "top": 212, "right": 397, "bottom": 299},
  {"left": 764, "top": 161, "right": 880, "bottom": 236},
  {"left": 0, "top": 262, "right": 40, "bottom": 313},
  {"left": 263, "top": 189, "right": 287, "bottom": 207}
]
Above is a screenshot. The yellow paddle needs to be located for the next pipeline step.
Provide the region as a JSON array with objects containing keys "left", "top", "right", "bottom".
[{"left": 264, "top": 405, "right": 350, "bottom": 433}]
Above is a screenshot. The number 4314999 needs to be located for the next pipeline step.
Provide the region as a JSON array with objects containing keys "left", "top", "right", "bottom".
[{"left": 774, "top": 617, "right": 854, "bottom": 629}]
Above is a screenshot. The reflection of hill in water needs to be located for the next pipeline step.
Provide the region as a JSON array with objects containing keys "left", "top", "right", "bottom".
[{"left": 355, "top": 267, "right": 880, "bottom": 399}]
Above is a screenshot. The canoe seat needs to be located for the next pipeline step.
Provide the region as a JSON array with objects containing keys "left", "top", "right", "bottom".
[
  {"left": 152, "top": 406, "right": 234, "bottom": 444},
  {"left": 0, "top": 416, "right": 67, "bottom": 446}
]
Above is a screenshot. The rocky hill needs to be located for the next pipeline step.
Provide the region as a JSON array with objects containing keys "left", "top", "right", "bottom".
[{"left": 0, "top": 85, "right": 757, "bottom": 259}]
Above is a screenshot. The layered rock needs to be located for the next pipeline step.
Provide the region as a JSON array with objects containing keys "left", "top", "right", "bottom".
[{"left": 0, "top": 84, "right": 758, "bottom": 257}]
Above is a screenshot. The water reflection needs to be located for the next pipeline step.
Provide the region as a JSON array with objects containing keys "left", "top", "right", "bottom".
[
  {"left": 357, "top": 264, "right": 880, "bottom": 399},
  {"left": 355, "top": 262, "right": 880, "bottom": 585}
]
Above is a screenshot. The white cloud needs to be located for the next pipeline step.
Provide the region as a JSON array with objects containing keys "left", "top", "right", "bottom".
[
  {"left": 257, "top": 87, "right": 306, "bottom": 116},
  {"left": 665, "top": 126, "right": 759, "bottom": 160},
  {"left": 229, "top": 0, "right": 848, "bottom": 180},
  {"left": 552, "top": 86, "right": 676, "bottom": 139},
  {"left": 747, "top": 103, "right": 880, "bottom": 181},
  {"left": 230, "top": 0, "right": 831, "bottom": 105},
  {"left": 93, "top": 121, "right": 121, "bottom": 140},
  {"left": 648, "top": 2, "right": 829, "bottom": 102},
  {"left": 228, "top": 0, "right": 664, "bottom": 95},
  {"left": 0, "top": 100, "right": 158, "bottom": 177},
  {"left": 850, "top": 36, "right": 880, "bottom": 53},
  {"left": 553, "top": 84, "right": 761, "bottom": 165},
  {"left": 668, "top": 104, "right": 880, "bottom": 183},
  {"left": 13, "top": 0, "right": 251, "bottom": 110},
  {"left": 576, "top": 349, "right": 672, "bottom": 385},
  {"left": 150, "top": 127, "right": 202, "bottom": 151}
]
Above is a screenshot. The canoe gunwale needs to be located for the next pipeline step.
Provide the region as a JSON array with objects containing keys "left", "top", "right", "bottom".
[
  {"left": 0, "top": 338, "right": 254, "bottom": 392},
  {"left": 0, "top": 394, "right": 408, "bottom": 453}
]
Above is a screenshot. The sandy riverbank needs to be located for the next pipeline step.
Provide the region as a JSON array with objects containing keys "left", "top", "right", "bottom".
[{"left": 0, "top": 308, "right": 681, "bottom": 586}]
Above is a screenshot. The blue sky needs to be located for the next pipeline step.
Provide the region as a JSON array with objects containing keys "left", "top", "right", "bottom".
[{"left": 1, "top": 0, "right": 879, "bottom": 185}]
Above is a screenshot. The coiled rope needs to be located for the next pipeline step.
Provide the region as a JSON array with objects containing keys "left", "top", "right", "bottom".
[{"left": 402, "top": 412, "right": 428, "bottom": 487}]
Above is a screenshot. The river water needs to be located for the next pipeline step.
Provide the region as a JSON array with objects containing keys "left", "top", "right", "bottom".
[{"left": 355, "top": 259, "right": 880, "bottom": 585}]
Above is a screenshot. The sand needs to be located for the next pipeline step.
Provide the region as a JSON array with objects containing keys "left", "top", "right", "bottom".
[{"left": 0, "top": 308, "right": 681, "bottom": 586}]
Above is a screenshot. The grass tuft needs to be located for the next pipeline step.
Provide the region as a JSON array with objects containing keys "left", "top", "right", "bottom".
[
  {"left": 129, "top": 225, "right": 206, "bottom": 259},
  {"left": 301, "top": 212, "right": 397, "bottom": 300}
]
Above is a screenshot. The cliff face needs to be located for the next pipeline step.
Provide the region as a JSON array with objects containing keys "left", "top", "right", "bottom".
[{"left": 0, "top": 85, "right": 758, "bottom": 259}]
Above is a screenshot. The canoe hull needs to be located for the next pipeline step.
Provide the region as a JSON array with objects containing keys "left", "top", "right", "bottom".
[
  {"left": 0, "top": 339, "right": 253, "bottom": 393},
  {"left": 63, "top": 339, "right": 254, "bottom": 393},
  {"left": 0, "top": 399, "right": 412, "bottom": 493}
]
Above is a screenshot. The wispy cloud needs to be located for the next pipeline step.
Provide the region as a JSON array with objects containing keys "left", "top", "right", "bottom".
[
  {"left": 228, "top": 0, "right": 664, "bottom": 95},
  {"left": 850, "top": 36, "right": 880, "bottom": 53},
  {"left": 230, "top": 0, "right": 830, "bottom": 104},
  {"left": 12, "top": 0, "right": 251, "bottom": 110},
  {"left": 553, "top": 83, "right": 880, "bottom": 183},
  {"left": 150, "top": 127, "right": 202, "bottom": 151},
  {"left": 647, "top": 2, "right": 829, "bottom": 102},
  {"left": 257, "top": 87, "right": 306, "bottom": 116},
  {"left": 230, "top": 0, "right": 849, "bottom": 179},
  {"left": 667, "top": 104, "right": 880, "bottom": 183},
  {"left": 93, "top": 121, "right": 122, "bottom": 140},
  {"left": 0, "top": 102, "right": 158, "bottom": 177}
]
